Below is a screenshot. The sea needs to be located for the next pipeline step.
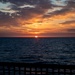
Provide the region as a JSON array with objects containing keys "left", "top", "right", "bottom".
[{"left": 0, "top": 37, "right": 75, "bottom": 65}]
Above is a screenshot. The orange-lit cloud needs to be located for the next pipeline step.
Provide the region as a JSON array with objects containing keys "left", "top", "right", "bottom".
[{"left": 0, "top": 0, "right": 75, "bottom": 37}]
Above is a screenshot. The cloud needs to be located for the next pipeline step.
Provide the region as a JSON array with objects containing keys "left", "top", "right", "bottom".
[
  {"left": 0, "top": 0, "right": 52, "bottom": 27},
  {"left": 67, "top": 0, "right": 75, "bottom": 8},
  {"left": 67, "top": 29, "right": 75, "bottom": 33},
  {"left": 0, "top": 30, "right": 32, "bottom": 37},
  {"left": 39, "top": 32, "right": 75, "bottom": 37},
  {"left": 0, "top": 13, "right": 19, "bottom": 27},
  {"left": 43, "top": 0, "right": 75, "bottom": 19},
  {"left": 19, "top": 4, "right": 35, "bottom": 8},
  {"left": 51, "top": 0, "right": 67, "bottom": 6},
  {"left": 0, "top": 0, "right": 75, "bottom": 37},
  {"left": 0, "top": 2, "right": 19, "bottom": 14},
  {"left": 61, "top": 20, "right": 75, "bottom": 24}
]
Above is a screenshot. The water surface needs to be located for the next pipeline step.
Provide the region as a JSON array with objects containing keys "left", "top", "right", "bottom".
[{"left": 0, "top": 37, "right": 75, "bottom": 65}]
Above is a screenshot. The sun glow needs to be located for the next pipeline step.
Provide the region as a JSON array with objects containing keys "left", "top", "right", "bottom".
[{"left": 35, "top": 36, "right": 38, "bottom": 38}]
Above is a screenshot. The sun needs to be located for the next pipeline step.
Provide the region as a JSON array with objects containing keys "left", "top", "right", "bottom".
[{"left": 35, "top": 36, "right": 38, "bottom": 38}]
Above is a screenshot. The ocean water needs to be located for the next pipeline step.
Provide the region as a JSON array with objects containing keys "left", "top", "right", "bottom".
[{"left": 0, "top": 37, "right": 75, "bottom": 65}]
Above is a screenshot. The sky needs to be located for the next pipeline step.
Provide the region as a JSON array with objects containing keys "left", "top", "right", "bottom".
[{"left": 0, "top": 0, "right": 75, "bottom": 37}]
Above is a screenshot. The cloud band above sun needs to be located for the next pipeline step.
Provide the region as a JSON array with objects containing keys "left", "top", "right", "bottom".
[{"left": 0, "top": 0, "right": 75, "bottom": 37}]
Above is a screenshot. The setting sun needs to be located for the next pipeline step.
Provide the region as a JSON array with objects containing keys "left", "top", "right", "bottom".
[{"left": 35, "top": 36, "right": 38, "bottom": 38}]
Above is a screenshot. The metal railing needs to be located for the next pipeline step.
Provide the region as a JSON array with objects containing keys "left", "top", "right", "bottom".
[{"left": 0, "top": 62, "right": 75, "bottom": 75}]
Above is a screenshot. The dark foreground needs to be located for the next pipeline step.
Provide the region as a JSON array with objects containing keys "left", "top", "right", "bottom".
[{"left": 0, "top": 62, "right": 75, "bottom": 75}]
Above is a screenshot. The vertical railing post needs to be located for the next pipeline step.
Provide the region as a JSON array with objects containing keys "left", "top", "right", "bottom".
[
  {"left": 30, "top": 67, "right": 32, "bottom": 75},
  {"left": 41, "top": 67, "right": 42, "bottom": 75},
  {"left": 8, "top": 66, "right": 10, "bottom": 75},
  {"left": 19, "top": 66, "right": 21, "bottom": 75},
  {"left": 64, "top": 68, "right": 66, "bottom": 75},
  {"left": 58, "top": 68, "right": 60, "bottom": 75},
  {"left": 70, "top": 69, "right": 72, "bottom": 75},
  {"left": 35, "top": 67, "right": 37, "bottom": 75},
  {"left": 52, "top": 68, "right": 54, "bottom": 75},
  {"left": 24, "top": 67, "right": 26, "bottom": 75},
  {"left": 46, "top": 68, "right": 48, "bottom": 75},
  {"left": 13, "top": 66, "right": 15, "bottom": 75},
  {"left": 3, "top": 66, "right": 5, "bottom": 75}
]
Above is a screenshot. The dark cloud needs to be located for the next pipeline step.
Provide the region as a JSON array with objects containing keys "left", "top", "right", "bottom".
[
  {"left": 0, "top": 0, "right": 52, "bottom": 6},
  {"left": 47, "top": 8, "right": 70, "bottom": 17},
  {"left": 0, "top": 0, "right": 75, "bottom": 24},
  {"left": 0, "top": 13, "right": 19, "bottom": 27},
  {"left": 0, "top": 0, "right": 74, "bottom": 23},
  {"left": 0, "top": 30, "right": 31, "bottom": 37},
  {"left": 43, "top": 0, "right": 75, "bottom": 18},
  {"left": 40, "top": 33, "right": 75, "bottom": 37},
  {"left": 67, "top": 29, "right": 75, "bottom": 33},
  {"left": 67, "top": 0, "right": 75, "bottom": 8},
  {"left": 61, "top": 20, "right": 75, "bottom": 24},
  {"left": 0, "top": 0, "right": 52, "bottom": 27},
  {"left": 8, "top": 4, "right": 19, "bottom": 10}
]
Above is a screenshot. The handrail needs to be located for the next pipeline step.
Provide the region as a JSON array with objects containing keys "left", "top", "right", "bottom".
[{"left": 0, "top": 62, "right": 75, "bottom": 75}]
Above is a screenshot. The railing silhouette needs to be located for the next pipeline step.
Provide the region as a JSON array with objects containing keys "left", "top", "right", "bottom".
[{"left": 0, "top": 62, "right": 75, "bottom": 75}]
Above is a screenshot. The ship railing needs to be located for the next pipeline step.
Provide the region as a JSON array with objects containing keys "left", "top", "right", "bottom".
[{"left": 0, "top": 62, "right": 75, "bottom": 75}]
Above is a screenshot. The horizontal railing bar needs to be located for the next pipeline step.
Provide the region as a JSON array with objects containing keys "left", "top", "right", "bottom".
[
  {"left": 0, "top": 62, "right": 75, "bottom": 69},
  {"left": 0, "top": 62, "right": 75, "bottom": 75}
]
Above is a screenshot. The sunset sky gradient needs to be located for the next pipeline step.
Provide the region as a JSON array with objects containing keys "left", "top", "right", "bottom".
[{"left": 0, "top": 0, "right": 75, "bottom": 37}]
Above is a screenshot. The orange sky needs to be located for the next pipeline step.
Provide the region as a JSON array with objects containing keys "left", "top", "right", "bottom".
[{"left": 0, "top": 0, "right": 75, "bottom": 37}]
